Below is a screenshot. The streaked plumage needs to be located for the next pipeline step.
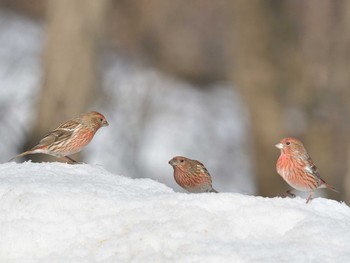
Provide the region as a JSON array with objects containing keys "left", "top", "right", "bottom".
[
  {"left": 168, "top": 156, "right": 218, "bottom": 193},
  {"left": 10, "top": 111, "right": 109, "bottom": 163},
  {"left": 275, "top": 137, "right": 337, "bottom": 203}
]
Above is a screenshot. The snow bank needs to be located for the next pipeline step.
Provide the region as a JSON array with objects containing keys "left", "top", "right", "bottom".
[{"left": 0, "top": 162, "right": 349, "bottom": 262}]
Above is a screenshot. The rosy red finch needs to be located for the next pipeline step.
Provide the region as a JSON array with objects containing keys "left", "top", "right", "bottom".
[
  {"left": 168, "top": 156, "right": 218, "bottom": 193},
  {"left": 10, "top": 111, "right": 109, "bottom": 163},
  {"left": 275, "top": 137, "right": 337, "bottom": 203}
]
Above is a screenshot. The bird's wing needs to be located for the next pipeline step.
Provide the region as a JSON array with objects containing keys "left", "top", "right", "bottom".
[
  {"left": 55, "top": 118, "right": 81, "bottom": 130},
  {"left": 195, "top": 160, "right": 211, "bottom": 177},
  {"left": 303, "top": 156, "right": 321, "bottom": 179},
  {"left": 37, "top": 128, "right": 74, "bottom": 147},
  {"left": 37, "top": 118, "right": 81, "bottom": 146}
]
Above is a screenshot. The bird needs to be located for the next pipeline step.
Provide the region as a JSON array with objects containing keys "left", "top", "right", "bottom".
[
  {"left": 168, "top": 156, "right": 218, "bottom": 193},
  {"left": 275, "top": 137, "right": 338, "bottom": 203},
  {"left": 9, "top": 111, "right": 109, "bottom": 163}
]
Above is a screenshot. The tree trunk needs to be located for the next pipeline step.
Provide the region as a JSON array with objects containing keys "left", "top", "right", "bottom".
[
  {"left": 330, "top": 0, "right": 350, "bottom": 202},
  {"left": 230, "top": 0, "right": 345, "bottom": 201},
  {"left": 230, "top": 0, "right": 285, "bottom": 197},
  {"left": 23, "top": 0, "right": 109, "bottom": 162},
  {"left": 296, "top": 0, "right": 342, "bottom": 201}
]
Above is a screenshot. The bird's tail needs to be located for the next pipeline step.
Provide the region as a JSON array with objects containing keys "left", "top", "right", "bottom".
[
  {"left": 8, "top": 151, "right": 33, "bottom": 162},
  {"left": 322, "top": 182, "right": 338, "bottom": 193}
]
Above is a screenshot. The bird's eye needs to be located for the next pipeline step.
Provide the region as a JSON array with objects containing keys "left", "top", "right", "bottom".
[
  {"left": 99, "top": 118, "right": 104, "bottom": 122},
  {"left": 180, "top": 159, "right": 184, "bottom": 163},
  {"left": 286, "top": 142, "right": 290, "bottom": 145}
]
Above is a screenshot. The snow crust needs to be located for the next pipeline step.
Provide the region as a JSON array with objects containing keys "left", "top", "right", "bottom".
[{"left": 0, "top": 162, "right": 349, "bottom": 262}]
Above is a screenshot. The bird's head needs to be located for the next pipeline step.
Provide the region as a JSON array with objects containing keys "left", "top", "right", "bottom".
[
  {"left": 275, "top": 137, "right": 306, "bottom": 156},
  {"left": 81, "top": 111, "right": 109, "bottom": 130},
  {"left": 169, "top": 156, "right": 193, "bottom": 172}
]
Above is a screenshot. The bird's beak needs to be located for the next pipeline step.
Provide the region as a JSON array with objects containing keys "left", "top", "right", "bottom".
[
  {"left": 168, "top": 159, "right": 175, "bottom": 166},
  {"left": 102, "top": 120, "right": 109, "bottom": 127},
  {"left": 275, "top": 143, "right": 283, "bottom": 149}
]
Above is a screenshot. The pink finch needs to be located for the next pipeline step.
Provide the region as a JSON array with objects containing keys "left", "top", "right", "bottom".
[
  {"left": 275, "top": 137, "right": 337, "bottom": 203},
  {"left": 169, "top": 156, "right": 218, "bottom": 193},
  {"left": 10, "top": 111, "right": 109, "bottom": 163}
]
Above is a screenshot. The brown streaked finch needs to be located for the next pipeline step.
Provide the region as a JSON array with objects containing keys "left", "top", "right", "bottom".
[
  {"left": 9, "top": 111, "right": 109, "bottom": 164},
  {"left": 275, "top": 137, "right": 338, "bottom": 203},
  {"left": 168, "top": 156, "right": 218, "bottom": 193}
]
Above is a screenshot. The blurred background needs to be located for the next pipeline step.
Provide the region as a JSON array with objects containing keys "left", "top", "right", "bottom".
[{"left": 0, "top": 0, "right": 349, "bottom": 203}]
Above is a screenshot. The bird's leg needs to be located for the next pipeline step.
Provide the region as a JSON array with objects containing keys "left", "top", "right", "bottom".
[
  {"left": 286, "top": 189, "right": 296, "bottom": 198},
  {"left": 306, "top": 191, "right": 314, "bottom": 204},
  {"left": 62, "top": 156, "right": 79, "bottom": 164},
  {"left": 281, "top": 189, "right": 296, "bottom": 198}
]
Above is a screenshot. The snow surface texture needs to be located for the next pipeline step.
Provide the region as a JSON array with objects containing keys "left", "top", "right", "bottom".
[
  {"left": 0, "top": 162, "right": 349, "bottom": 263},
  {"left": 0, "top": 10, "right": 255, "bottom": 195}
]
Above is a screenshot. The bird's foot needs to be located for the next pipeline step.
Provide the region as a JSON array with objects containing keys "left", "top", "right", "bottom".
[
  {"left": 62, "top": 156, "right": 84, "bottom": 165},
  {"left": 306, "top": 192, "right": 314, "bottom": 204},
  {"left": 280, "top": 189, "right": 296, "bottom": 198}
]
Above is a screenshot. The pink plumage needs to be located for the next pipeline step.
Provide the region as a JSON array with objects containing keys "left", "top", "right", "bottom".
[
  {"left": 275, "top": 137, "right": 337, "bottom": 203},
  {"left": 169, "top": 156, "right": 218, "bottom": 193},
  {"left": 10, "top": 111, "right": 109, "bottom": 163}
]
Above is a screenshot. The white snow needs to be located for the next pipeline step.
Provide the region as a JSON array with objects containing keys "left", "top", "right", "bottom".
[
  {"left": 1, "top": 10, "right": 349, "bottom": 263},
  {"left": 0, "top": 162, "right": 349, "bottom": 262}
]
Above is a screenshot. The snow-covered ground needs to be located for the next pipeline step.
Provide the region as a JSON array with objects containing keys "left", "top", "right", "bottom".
[
  {"left": 2, "top": 10, "right": 349, "bottom": 262},
  {"left": 0, "top": 162, "right": 349, "bottom": 262}
]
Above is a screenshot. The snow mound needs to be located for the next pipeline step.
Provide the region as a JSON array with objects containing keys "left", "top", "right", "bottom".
[{"left": 0, "top": 162, "right": 349, "bottom": 262}]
